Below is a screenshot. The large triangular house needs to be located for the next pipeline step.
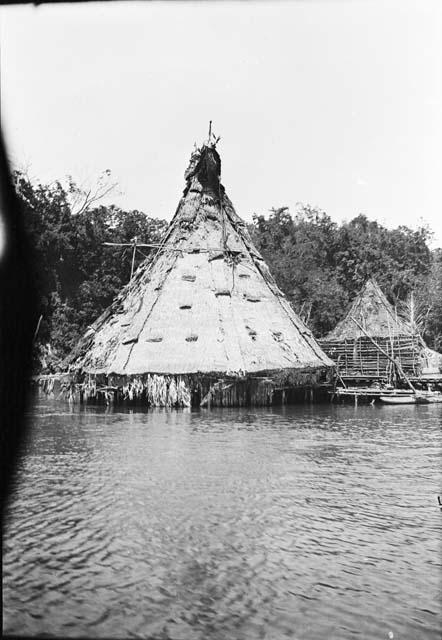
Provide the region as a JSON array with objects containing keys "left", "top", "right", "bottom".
[
  {"left": 319, "top": 279, "right": 442, "bottom": 384},
  {"left": 66, "top": 142, "right": 333, "bottom": 406}
]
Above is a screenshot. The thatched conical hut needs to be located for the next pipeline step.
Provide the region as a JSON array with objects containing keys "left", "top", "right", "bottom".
[
  {"left": 65, "top": 142, "right": 333, "bottom": 407},
  {"left": 319, "top": 279, "right": 441, "bottom": 385}
]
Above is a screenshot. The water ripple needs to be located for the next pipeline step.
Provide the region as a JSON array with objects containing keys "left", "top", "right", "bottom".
[{"left": 3, "top": 401, "right": 442, "bottom": 639}]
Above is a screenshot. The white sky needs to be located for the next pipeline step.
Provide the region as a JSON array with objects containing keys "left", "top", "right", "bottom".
[{"left": 1, "top": 0, "right": 441, "bottom": 248}]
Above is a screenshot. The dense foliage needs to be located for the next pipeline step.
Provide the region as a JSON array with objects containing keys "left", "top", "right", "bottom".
[
  {"left": 14, "top": 171, "right": 167, "bottom": 370},
  {"left": 13, "top": 172, "right": 442, "bottom": 372},
  {"left": 250, "top": 206, "right": 441, "bottom": 348}
]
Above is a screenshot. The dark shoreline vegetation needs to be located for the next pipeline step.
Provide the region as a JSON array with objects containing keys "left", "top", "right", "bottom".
[{"left": 14, "top": 171, "right": 442, "bottom": 374}]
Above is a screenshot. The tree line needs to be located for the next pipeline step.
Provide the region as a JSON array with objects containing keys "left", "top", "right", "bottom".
[
  {"left": 250, "top": 206, "right": 441, "bottom": 348},
  {"left": 13, "top": 172, "right": 442, "bottom": 372}
]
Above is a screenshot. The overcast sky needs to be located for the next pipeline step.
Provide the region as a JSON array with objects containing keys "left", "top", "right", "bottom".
[{"left": 1, "top": 0, "right": 441, "bottom": 247}]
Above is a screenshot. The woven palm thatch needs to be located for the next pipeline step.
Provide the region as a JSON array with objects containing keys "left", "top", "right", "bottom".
[
  {"left": 324, "top": 279, "right": 410, "bottom": 341},
  {"left": 66, "top": 143, "right": 333, "bottom": 405}
]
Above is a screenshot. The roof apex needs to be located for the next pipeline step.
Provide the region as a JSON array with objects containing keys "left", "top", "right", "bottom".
[
  {"left": 184, "top": 143, "right": 222, "bottom": 193},
  {"left": 323, "top": 278, "right": 412, "bottom": 341}
]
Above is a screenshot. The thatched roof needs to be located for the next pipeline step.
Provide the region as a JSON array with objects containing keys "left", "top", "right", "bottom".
[
  {"left": 323, "top": 279, "right": 411, "bottom": 342},
  {"left": 67, "top": 143, "right": 333, "bottom": 378},
  {"left": 420, "top": 346, "right": 442, "bottom": 373}
]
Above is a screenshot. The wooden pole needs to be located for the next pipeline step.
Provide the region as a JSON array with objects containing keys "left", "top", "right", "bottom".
[
  {"left": 33, "top": 314, "right": 43, "bottom": 342},
  {"left": 350, "top": 317, "right": 415, "bottom": 391},
  {"left": 103, "top": 241, "right": 163, "bottom": 249},
  {"left": 130, "top": 237, "right": 137, "bottom": 280},
  {"left": 336, "top": 369, "right": 347, "bottom": 389}
]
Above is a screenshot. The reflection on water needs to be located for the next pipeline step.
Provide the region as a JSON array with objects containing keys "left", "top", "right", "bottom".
[{"left": 3, "top": 401, "right": 442, "bottom": 639}]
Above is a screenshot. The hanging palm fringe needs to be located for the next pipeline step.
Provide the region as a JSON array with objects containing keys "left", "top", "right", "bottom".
[
  {"left": 35, "top": 366, "right": 331, "bottom": 408},
  {"left": 57, "top": 373, "right": 192, "bottom": 407}
]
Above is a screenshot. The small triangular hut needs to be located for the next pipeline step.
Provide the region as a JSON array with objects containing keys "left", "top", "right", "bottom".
[
  {"left": 319, "top": 279, "right": 441, "bottom": 384},
  {"left": 66, "top": 141, "right": 333, "bottom": 406}
]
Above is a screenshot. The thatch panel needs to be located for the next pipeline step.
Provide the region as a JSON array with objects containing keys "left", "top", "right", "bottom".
[
  {"left": 420, "top": 347, "right": 442, "bottom": 373},
  {"left": 213, "top": 294, "right": 247, "bottom": 373},
  {"left": 131, "top": 256, "right": 230, "bottom": 374}
]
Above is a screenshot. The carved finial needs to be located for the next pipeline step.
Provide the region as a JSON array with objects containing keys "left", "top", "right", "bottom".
[{"left": 207, "top": 121, "right": 221, "bottom": 148}]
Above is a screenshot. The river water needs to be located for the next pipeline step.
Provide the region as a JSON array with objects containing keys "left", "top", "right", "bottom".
[{"left": 3, "top": 401, "right": 442, "bottom": 639}]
